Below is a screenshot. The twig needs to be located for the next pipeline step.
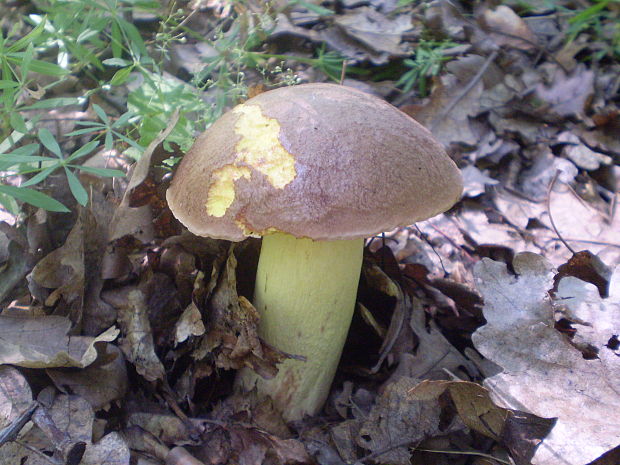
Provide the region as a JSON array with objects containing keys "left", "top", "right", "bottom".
[
  {"left": 355, "top": 439, "right": 422, "bottom": 464},
  {"left": 546, "top": 170, "right": 576, "bottom": 254},
  {"left": 430, "top": 50, "right": 499, "bottom": 132},
  {"left": 14, "top": 440, "right": 62, "bottom": 465},
  {"left": 414, "top": 224, "right": 447, "bottom": 277},
  {"left": 0, "top": 402, "right": 38, "bottom": 446},
  {"left": 339, "top": 60, "right": 347, "bottom": 85},
  {"left": 412, "top": 447, "right": 512, "bottom": 465}
]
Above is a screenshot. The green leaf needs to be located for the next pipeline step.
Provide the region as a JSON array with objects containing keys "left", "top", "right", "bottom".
[
  {"left": 20, "top": 97, "right": 82, "bottom": 110},
  {"left": 7, "top": 18, "right": 45, "bottom": 52},
  {"left": 65, "top": 140, "right": 99, "bottom": 162},
  {"left": 292, "top": 0, "right": 334, "bottom": 16},
  {"left": 0, "top": 184, "right": 69, "bottom": 212},
  {"left": 102, "top": 57, "right": 131, "bottom": 67},
  {"left": 64, "top": 127, "right": 101, "bottom": 137},
  {"left": 111, "top": 20, "right": 123, "bottom": 59},
  {"left": 6, "top": 55, "right": 69, "bottom": 76},
  {"left": 2, "top": 144, "right": 39, "bottom": 157},
  {"left": 38, "top": 128, "right": 63, "bottom": 158},
  {"left": 20, "top": 43, "right": 34, "bottom": 76},
  {"left": 105, "top": 132, "right": 113, "bottom": 150},
  {"left": 110, "top": 67, "right": 133, "bottom": 86},
  {"left": 9, "top": 112, "right": 28, "bottom": 133},
  {"left": 72, "top": 165, "right": 125, "bottom": 177},
  {"left": 0, "top": 80, "right": 19, "bottom": 89},
  {"left": 93, "top": 104, "right": 109, "bottom": 125},
  {"left": 64, "top": 167, "right": 88, "bottom": 206},
  {"left": 21, "top": 164, "right": 59, "bottom": 187}
]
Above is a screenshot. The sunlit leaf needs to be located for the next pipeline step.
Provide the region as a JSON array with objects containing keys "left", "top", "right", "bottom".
[
  {"left": 0, "top": 184, "right": 69, "bottom": 212},
  {"left": 64, "top": 167, "right": 88, "bottom": 206},
  {"left": 38, "top": 128, "right": 63, "bottom": 158}
]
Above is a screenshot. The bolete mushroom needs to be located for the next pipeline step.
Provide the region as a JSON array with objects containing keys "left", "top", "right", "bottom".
[{"left": 166, "top": 83, "right": 462, "bottom": 421}]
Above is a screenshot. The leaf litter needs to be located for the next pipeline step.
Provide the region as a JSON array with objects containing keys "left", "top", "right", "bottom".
[{"left": 1, "top": 0, "right": 619, "bottom": 464}]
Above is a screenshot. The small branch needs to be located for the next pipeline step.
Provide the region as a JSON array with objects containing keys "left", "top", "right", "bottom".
[{"left": 0, "top": 402, "right": 38, "bottom": 446}]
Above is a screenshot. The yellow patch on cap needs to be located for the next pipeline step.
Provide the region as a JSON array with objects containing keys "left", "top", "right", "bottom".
[
  {"left": 233, "top": 104, "right": 297, "bottom": 189},
  {"left": 206, "top": 165, "right": 251, "bottom": 217},
  {"left": 234, "top": 218, "right": 281, "bottom": 237},
  {"left": 205, "top": 103, "right": 297, "bottom": 217}
]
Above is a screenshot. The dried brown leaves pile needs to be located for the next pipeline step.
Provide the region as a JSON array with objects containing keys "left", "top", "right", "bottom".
[{"left": 1, "top": 0, "right": 619, "bottom": 464}]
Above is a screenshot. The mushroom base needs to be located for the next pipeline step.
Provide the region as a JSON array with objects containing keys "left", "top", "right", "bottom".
[{"left": 236, "top": 232, "right": 364, "bottom": 421}]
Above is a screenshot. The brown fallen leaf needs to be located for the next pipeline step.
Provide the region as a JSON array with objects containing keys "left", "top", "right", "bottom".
[
  {"left": 193, "top": 245, "right": 288, "bottom": 378},
  {"left": 0, "top": 315, "right": 118, "bottom": 368},
  {"left": 535, "top": 65, "right": 594, "bottom": 117},
  {"left": 0, "top": 365, "right": 33, "bottom": 430},
  {"left": 473, "top": 253, "right": 620, "bottom": 465},
  {"left": 47, "top": 343, "right": 129, "bottom": 410},
  {"left": 478, "top": 5, "right": 537, "bottom": 50},
  {"left": 29, "top": 214, "right": 85, "bottom": 324},
  {"left": 103, "top": 286, "right": 166, "bottom": 382}
]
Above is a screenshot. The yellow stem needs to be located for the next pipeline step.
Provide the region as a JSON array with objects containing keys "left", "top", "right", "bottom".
[{"left": 237, "top": 232, "right": 364, "bottom": 421}]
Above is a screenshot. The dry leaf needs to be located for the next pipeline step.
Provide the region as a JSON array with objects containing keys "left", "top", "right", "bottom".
[
  {"left": 535, "top": 65, "right": 594, "bottom": 117},
  {"left": 0, "top": 365, "right": 33, "bottom": 429},
  {"left": 479, "top": 6, "right": 537, "bottom": 50},
  {"left": 356, "top": 377, "right": 461, "bottom": 464},
  {"left": 0, "top": 315, "right": 118, "bottom": 368},
  {"left": 105, "top": 286, "right": 166, "bottom": 382},
  {"left": 404, "top": 73, "right": 482, "bottom": 146},
  {"left": 80, "top": 432, "right": 130, "bottom": 465},
  {"left": 473, "top": 253, "right": 620, "bottom": 465},
  {"left": 47, "top": 343, "right": 128, "bottom": 410}
]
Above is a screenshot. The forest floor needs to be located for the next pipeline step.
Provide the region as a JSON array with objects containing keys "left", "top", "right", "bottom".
[{"left": 0, "top": 1, "right": 618, "bottom": 465}]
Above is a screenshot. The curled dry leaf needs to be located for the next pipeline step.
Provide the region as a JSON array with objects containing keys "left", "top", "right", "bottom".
[
  {"left": 0, "top": 315, "right": 118, "bottom": 368},
  {"left": 175, "top": 301, "right": 206, "bottom": 345},
  {"left": 473, "top": 253, "right": 620, "bottom": 465},
  {"left": 104, "top": 286, "right": 166, "bottom": 382},
  {"left": 30, "top": 215, "right": 85, "bottom": 323},
  {"left": 0, "top": 365, "right": 33, "bottom": 429},
  {"left": 193, "top": 246, "right": 288, "bottom": 378}
]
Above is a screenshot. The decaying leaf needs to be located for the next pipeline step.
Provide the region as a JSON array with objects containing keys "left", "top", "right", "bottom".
[
  {"left": 404, "top": 73, "right": 483, "bottom": 146},
  {"left": 356, "top": 377, "right": 461, "bottom": 464},
  {"left": 535, "top": 65, "right": 594, "bottom": 117},
  {"left": 193, "top": 245, "right": 288, "bottom": 378},
  {"left": 0, "top": 315, "right": 118, "bottom": 368},
  {"left": 0, "top": 365, "right": 33, "bottom": 429},
  {"left": 104, "top": 286, "right": 166, "bottom": 382},
  {"left": 198, "top": 392, "right": 311, "bottom": 465},
  {"left": 29, "top": 214, "right": 85, "bottom": 323},
  {"left": 478, "top": 5, "right": 537, "bottom": 50},
  {"left": 473, "top": 253, "right": 620, "bottom": 465},
  {"left": 320, "top": 7, "right": 412, "bottom": 64},
  {"left": 47, "top": 343, "right": 128, "bottom": 410},
  {"left": 80, "top": 432, "right": 130, "bottom": 465},
  {"left": 175, "top": 301, "right": 206, "bottom": 344}
]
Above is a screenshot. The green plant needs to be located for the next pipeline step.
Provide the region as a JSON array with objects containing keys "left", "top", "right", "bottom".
[
  {"left": 565, "top": 0, "right": 620, "bottom": 59},
  {"left": 396, "top": 40, "right": 456, "bottom": 96},
  {"left": 0, "top": 0, "right": 359, "bottom": 215},
  {"left": 0, "top": 129, "right": 123, "bottom": 213}
]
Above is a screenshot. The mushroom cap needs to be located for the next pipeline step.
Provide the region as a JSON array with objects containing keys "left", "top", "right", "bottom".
[{"left": 166, "top": 83, "right": 462, "bottom": 241}]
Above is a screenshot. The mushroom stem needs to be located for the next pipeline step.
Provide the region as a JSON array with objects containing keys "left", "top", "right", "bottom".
[{"left": 237, "top": 232, "right": 364, "bottom": 421}]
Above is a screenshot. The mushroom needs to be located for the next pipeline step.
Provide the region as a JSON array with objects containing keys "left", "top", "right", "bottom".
[{"left": 166, "top": 83, "right": 462, "bottom": 421}]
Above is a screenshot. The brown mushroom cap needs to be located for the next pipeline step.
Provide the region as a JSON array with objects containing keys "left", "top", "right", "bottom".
[{"left": 166, "top": 83, "right": 462, "bottom": 241}]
